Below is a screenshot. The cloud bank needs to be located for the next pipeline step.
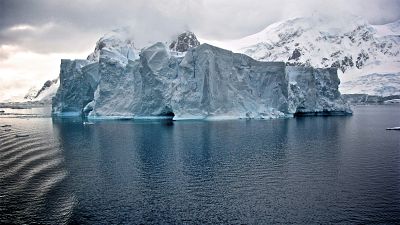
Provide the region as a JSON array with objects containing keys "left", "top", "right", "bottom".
[{"left": 1, "top": 0, "right": 400, "bottom": 55}]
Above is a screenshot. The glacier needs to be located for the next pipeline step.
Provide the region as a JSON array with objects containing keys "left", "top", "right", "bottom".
[{"left": 52, "top": 31, "right": 351, "bottom": 120}]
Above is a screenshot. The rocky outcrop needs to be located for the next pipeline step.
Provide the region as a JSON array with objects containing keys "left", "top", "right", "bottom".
[{"left": 169, "top": 31, "right": 200, "bottom": 52}]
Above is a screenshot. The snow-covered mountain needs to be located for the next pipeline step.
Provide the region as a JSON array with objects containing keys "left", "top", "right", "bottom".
[
  {"left": 340, "top": 73, "right": 400, "bottom": 96},
  {"left": 204, "top": 15, "right": 400, "bottom": 96},
  {"left": 23, "top": 87, "right": 39, "bottom": 101},
  {"left": 24, "top": 79, "right": 59, "bottom": 103}
]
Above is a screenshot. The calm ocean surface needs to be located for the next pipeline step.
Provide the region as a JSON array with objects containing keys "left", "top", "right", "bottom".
[{"left": 0, "top": 105, "right": 399, "bottom": 224}]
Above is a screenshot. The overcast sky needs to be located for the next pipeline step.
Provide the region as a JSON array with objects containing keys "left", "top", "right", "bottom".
[{"left": 1, "top": 0, "right": 400, "bottom": 101}]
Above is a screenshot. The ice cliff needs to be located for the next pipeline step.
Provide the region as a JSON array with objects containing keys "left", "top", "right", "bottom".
[{"left": 52, "top": 31, "right": 351, "bottom": 119}]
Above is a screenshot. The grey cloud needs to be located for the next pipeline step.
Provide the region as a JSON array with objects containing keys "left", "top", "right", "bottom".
[
  {"left": 0, "top": 49, "right": 9, "bottom": 60},
  {"left": 0, "top": 0, "right": 400, "bottom": 55},
  {"left": 0, "top": 22, "right": 99, "bottom": 54},
  {"left": 0, "top": 77, "right": 34, "bottom": 100}
]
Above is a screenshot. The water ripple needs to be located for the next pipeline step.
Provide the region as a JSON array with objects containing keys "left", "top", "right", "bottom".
[{"left": 0, "top": 118, "right": 71, "bottom": 225}]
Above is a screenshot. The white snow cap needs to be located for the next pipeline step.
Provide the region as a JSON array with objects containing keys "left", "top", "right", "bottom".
[{"left": 201, "top": 14, "right": 400, "bottom": 96}]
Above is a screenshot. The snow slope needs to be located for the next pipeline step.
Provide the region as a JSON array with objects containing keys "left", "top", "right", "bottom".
[
  {"left": 340, "top": 73, "right": 400, "bottom": 96},
  {"left": 23, "top": 79, "right": 59, "bottom": 104}
]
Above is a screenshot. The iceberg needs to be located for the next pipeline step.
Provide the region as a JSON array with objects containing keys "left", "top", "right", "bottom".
[
  {"left": 287, "top": 66, "right": 351, "bottom": 115},
  {"left": 52, "top": 31, "right": 351, "bottom": 119},
  {"left": 386, "top": 127, "right": 400, "bottom": 130}
]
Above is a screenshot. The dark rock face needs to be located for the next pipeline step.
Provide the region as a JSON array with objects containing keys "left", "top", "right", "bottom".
[
  {"left": 169, "top": 32, "right": 200, "bottom": 52},
  {"left": 356, "top": 50, "right": 369, "bottom": 69},
  {"left": 288, "top": 48, "right": 301, "bottom": 60},
  {"left": 331, "top": 55, "right": 354, "bottom": 73}
]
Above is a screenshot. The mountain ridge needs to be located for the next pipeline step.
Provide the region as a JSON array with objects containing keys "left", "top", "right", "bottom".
[{"left": 203, "top": 15, "right": 400, "bottom": 96}]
